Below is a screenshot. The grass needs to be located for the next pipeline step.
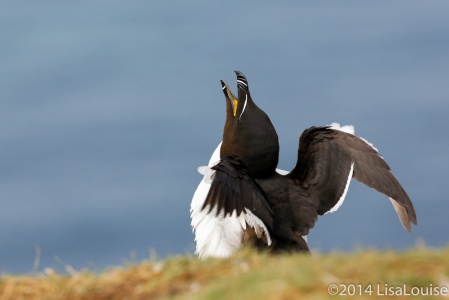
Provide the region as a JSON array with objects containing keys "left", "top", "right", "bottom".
[{"left": 1, "top": 247, "right": 449, "bottom": 300}]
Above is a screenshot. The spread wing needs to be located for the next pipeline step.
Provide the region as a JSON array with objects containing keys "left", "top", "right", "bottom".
[
  {"left": 202, "top": 155, "right": 274, "bottom": 234},
  {"left": 288, "top": 126, "right": 417, "bottom": 235}
]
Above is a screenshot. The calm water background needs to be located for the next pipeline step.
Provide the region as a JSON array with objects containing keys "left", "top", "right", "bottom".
[{"left": 1, "top": 1, "right": 448, "bottom": 273}]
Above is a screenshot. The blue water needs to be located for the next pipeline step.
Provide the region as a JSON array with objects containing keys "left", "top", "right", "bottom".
[{"left": 1, "top": 1, "right": 448, "bottom": 274}]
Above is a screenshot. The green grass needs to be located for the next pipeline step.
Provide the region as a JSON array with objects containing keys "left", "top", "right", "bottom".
[{"left": 1, "top": 247, "right": 449, "bottom": 300}]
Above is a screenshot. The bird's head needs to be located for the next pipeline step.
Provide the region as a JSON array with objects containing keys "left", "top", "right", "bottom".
[{"left": 219, "top": 71, "right": 279, "bottom": 178}]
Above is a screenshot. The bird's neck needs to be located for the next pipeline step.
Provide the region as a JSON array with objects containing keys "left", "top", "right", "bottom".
[{"left": 221, "top": 109, "right": 279, "bottom": 178}]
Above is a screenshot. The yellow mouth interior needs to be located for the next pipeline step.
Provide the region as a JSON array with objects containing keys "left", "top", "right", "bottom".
[
  {"left": 222, "top": 81, "right": 238, "bottom": 117},
  {"left": 232, "top": 98, "right": 238, "bottom": 116}
]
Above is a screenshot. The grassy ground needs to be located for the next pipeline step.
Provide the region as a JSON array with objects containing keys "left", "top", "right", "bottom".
[{"left": 1, "top": 247, "right": 448, "bottom": 300}]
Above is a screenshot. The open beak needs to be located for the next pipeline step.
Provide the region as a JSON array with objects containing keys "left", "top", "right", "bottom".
[
  {"left": 235, "top": 70, "right": 248, "bottom": 91},
  {"left": 220, "top": 80, "right": 238, "bottom": 117}
]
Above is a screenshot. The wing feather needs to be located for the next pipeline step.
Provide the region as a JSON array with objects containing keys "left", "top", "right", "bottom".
[
  {"left": 202, "top": 155, "right": 274, "bottom": 233},
  {"left": 333, "top": 130, "right": 417, "bottom": 231},
  {"left": 288, "top": 126, "right": 417, "bottom": 234}
]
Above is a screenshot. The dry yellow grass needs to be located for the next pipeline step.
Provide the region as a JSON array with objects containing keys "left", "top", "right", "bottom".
[{"left": 1, "top": 247, "right": 449, "bottom": 300}]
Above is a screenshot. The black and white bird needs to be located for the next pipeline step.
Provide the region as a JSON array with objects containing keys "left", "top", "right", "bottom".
[{"left": 190, "top": 71, "right": 417, "bottom": 258}]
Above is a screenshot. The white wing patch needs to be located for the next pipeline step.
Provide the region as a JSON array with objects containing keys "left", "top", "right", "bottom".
[
  {"left": 190, "top": 142, "right": 272, "bottom": 259},
  {"left": 244, "top": 210, "right": 272, "bottom": 245},
  {"left": 207, "top": 142, "right": 222, "bottom": 166},
  {"left": 329, "top": 122, "right": 355, "bottom": 135},
  {"left": 330, "top": 122, "right": 380, "bottom": 153},
  {"left": 325, "top": 162, "right": 354, "bottom": 214},
  {"left": 275, "top": 168, "right": 289, "bottom": 176},
  {"left": 191, "top": 205, "right": 246, "bottom": 258},
  {"left": 360, "top": 137, "right": 380, "bottom": 153}
]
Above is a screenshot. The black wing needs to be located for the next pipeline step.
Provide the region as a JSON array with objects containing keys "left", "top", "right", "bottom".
[
  {"left": 202, "top": 155, "right": 274, "bottom": 232},
  {"left": 288, "top": 126, "right": 417, "bottom": 233}
]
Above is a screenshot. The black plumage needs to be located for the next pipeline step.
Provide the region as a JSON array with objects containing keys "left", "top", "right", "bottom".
[
  {"left": 202, "top": 155, "right": 274, "bottom": 232},
  {"left": 199, "top": 71, "right": 417, "bottom": 253}
]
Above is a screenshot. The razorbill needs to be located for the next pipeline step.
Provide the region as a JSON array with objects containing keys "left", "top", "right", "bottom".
[{"left": 190, "top": 71, "right": 417, "bottom": 258}]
